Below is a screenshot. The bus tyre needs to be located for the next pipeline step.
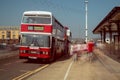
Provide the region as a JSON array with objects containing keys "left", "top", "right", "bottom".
[
  {"left": 19, "top": 56, "right": 25, "bottom": 59},
  {"left": 49, "top": 54, "right": 55, "bottom": 62}
]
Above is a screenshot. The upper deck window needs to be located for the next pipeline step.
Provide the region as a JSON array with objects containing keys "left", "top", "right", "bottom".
[{"left": 22, "top": 14, "right": 51, "bottom": 24}]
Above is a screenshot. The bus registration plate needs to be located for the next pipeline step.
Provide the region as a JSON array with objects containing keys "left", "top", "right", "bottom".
[{"left": 29, "top": 56, "right": 37, "bottom": 59}]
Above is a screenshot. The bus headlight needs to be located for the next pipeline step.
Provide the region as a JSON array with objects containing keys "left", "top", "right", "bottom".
[
  {"left": 46, "top": 52, "right": 48, "bottom": 55},
  {"left": 20, "top": 50, "right": 26, "bottom": 53},
  {"left": 42, "top": 51, "right": 49, "bottom": 55},
  {"left": 43, "top": 52, "right": 45, "bottom": 54}
]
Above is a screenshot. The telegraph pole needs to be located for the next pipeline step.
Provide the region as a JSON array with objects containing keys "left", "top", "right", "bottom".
[{"left": 85, "top": 0, "right": 88, "bottom": 42}]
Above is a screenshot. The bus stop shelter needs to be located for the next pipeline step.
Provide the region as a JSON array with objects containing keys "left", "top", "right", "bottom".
[{"left": 93, "top": 6, "right": 120, "bottom": 54}]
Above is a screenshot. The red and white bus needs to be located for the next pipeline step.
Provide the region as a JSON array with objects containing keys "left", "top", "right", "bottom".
[{"left": 19, "top": 11, "right": 72, "bottom": 62}]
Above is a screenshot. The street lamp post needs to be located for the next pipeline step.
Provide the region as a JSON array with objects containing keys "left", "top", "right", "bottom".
[{"left": 85, "top": 0, "right": 88, "bottom": 42}]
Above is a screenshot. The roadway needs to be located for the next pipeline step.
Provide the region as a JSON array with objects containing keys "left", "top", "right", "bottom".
[
  {"left": 0, "top": 49, "right": 120, "bottom": 80},
  {"left": 0, "top": 50, "right": 47, "bottom": 80}
]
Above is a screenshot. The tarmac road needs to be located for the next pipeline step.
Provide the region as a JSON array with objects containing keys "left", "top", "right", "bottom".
[
  {"left": 0, "top": 50, "right": 47, "bottom": 80},
  {"left": 1, "top": 48, "right": 120, "bottom": 80}
]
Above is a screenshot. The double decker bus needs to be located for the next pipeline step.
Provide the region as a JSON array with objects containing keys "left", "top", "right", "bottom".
[{"left": 19, "top": 11, "right": 71, "bottom": 62}]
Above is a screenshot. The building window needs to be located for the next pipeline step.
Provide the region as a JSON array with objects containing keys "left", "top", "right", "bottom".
[
  {"left": 13, "top": 35, "right": 16, "bottom": 39},
  {"left": 7, "top": 31, "right": 11, "bottom": 39},
  {"left": 2, "top": 35, "right": 5, "bottom": 39}
]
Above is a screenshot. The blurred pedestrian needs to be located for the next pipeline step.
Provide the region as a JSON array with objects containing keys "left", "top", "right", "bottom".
[
  {"left": 72, "top": 44, "right": 78, "bottom": 61},
  {"left": 70, "top": 44, "right": 74, "bottom": 56},
  {"left": 87, "top": 40, "right": 94, "bottom": 63}
]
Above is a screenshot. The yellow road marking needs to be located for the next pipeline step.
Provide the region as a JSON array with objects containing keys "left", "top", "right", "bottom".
[
  {"left": 12, "top": 64, "right": 49, "bottom": 80},
  {"left": 12, "top": 71, "right": 32, "bottom": 80}
]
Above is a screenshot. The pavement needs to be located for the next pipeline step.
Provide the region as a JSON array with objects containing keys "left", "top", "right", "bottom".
[{"left": 24, "top": 49, "right": 120, "bottom": 80}]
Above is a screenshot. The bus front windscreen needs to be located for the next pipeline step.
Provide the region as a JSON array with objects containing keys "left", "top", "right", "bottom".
[
  {"left": 22, "top": 15, "right": 51, "bottom": 24},
  {"left": 21, "top": 34, "right": 50, "bottom": 47}
]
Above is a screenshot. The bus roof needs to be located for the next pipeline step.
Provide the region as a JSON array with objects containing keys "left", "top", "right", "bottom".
[{"left": 23, "top": 11, "right": 52, "bottom": 16}]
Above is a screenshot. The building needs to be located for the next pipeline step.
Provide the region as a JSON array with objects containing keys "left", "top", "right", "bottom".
[{"left": 0, "top": 26, "right": 19, "bottom": 44}]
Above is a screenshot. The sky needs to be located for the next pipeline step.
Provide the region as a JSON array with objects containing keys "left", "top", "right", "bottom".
[{"left": 0, "top": 0, "right": 120, "bottom": 39}]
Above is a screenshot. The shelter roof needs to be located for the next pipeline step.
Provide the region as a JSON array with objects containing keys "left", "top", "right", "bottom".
[{"left": 93, "top": 6, "right": 120, "bottom": 34}]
